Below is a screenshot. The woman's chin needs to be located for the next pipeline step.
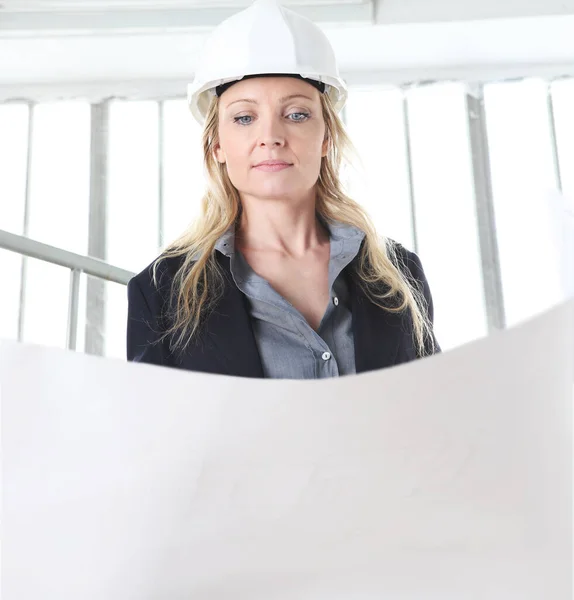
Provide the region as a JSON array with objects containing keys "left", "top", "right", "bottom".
[{"left": 246, "top": 186, "right": 307, "bottom": 201}]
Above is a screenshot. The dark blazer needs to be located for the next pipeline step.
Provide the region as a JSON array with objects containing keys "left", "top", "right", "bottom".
[{"left": 126, "top": 242, "right": 440, "bottom": 377}]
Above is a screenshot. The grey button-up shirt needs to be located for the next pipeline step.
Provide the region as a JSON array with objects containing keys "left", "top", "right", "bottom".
[{"left": 214, "top": 220, "right": 365, "bottom": 379}]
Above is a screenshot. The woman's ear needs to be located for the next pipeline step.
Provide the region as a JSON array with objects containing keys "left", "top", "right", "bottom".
[
  {"left": 321, "top": 136, "right": 329, "bottom": 157},
  {"left": 214, "top": 142, "right": 226, "bottom": 164}
]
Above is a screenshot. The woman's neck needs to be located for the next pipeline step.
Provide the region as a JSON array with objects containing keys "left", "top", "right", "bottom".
[{"left": 236, "top": 197, "right": 329, "bottom": 259}]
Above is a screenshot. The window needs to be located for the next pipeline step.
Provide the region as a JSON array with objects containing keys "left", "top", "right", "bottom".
[
  {"left": 1, "top": 76, "right": 572, "bottom": 358},
  {"left": 161, "top": 99, "right": 204, "bottom": 247},
  {"left": 0, "top": 103, "right": 28, "bottom": 341},
  {"left": 484, "top": 79, "right": 566, "bottom": 326},
  {"left": 551, "top": 78, "right": 574, "bottom": 198},
  {"left": 346, "top": 83, "right": 487, "bottom": 350},
  {"left": 0, "top": 102, "right": 91, "bottom": 349},
  {"left": 345, "top": 87, "right": 415, "bottom": 250}
]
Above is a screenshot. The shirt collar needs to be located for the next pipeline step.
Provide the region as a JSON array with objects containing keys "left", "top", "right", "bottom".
[
  {"left": 214, "top": 218, "right": 365, "bottom": 258},
  {"left": 214, "top": 226, "right": 236, "bottom": 257},
  {"left": 324, "top": 218, "right": 365, "bottom": 244}
]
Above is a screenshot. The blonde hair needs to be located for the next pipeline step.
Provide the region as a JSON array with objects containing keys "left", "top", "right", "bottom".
[{"left": 153, "top": 91, "right": 435, "bottom": 357}]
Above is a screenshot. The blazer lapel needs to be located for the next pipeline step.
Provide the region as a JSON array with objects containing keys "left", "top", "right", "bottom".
[
  {"left": 198, "top": 254, "right": 264, "bottom": 378},
  {"left": 349, "top": 269, "right": 408, "bottom": 373}
]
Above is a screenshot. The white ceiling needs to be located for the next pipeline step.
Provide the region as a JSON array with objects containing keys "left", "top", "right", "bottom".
[
  {"left": 0, "top": 14, "right": 573, "bottom": 94},
  {"left": 3, "top": 0, "right": 367, "bottom": 9},
  {"left": 0, "top": 0, "right": 572, "bottom": 98},
  {"left": 2, "top": 0, "right": 574, "bottom": 37},
  {"left": 0, "top": 0, "right": 375, "bottom": 36}
]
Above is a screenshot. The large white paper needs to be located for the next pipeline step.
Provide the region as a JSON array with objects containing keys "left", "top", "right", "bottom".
[{"left": 1, "top": 300, "right": 573, "bottom": 600}]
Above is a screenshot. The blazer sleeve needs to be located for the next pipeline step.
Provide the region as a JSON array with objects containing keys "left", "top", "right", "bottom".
[
  {"left": 395, "top": 244, "right": 441, "bottom": 355},
  {"left": 126, "top": 275, "right": 166, "bottom": 365}
]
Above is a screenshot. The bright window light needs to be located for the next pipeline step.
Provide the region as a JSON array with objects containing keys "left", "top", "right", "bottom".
[
  {"left": 161, "top": 98, "right": 204, "bottom": 248},
  {"left": 484, "top": 79, "right": 563, "bottom": 327},
  {"left": 22, "top": 101, "right": 90, "bottom": 349},
  {"left": 0, "top": 103, "right": 28, "bottom": 341},
  {"left": 403, "top": 82, "right": 487, "bottom": 350},
  {"left": 345, "top": 87, "right": 415, "bottom": 250}
]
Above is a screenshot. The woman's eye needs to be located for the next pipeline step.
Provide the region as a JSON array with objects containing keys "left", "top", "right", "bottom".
[
  {"left": 288, "top": 112, "right": 311, "bottom": 122},
  {"left": 233, "top": 115, "right": 253, "bottom": 125}
]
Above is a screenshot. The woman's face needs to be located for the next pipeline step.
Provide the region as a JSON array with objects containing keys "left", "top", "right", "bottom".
[{"left": 214, "top": 76, "right": 328, "bottom": 203}]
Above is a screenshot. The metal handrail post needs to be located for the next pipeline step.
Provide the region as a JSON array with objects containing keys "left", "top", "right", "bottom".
[{"left": 66, "top": 268, "right": 82, "bottom": 351}]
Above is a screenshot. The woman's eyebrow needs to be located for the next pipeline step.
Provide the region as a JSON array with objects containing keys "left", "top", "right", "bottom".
[{"left": 225, "top": 94, "right": 314, "bottom": 109}]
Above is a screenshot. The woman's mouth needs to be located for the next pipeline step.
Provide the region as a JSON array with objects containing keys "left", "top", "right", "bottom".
[{"left": 253, "top": 161, "right": 292, "bottom": 172}]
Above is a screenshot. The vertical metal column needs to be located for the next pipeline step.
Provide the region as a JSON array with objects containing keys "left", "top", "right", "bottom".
[
  {"left": 17, "top": 101, "right": 34, "bottom": 343},
  {"left": 85, "top": 101, "right": 109, "bottom": 356},
  {"left": 158, "top": 100, "right": 165, "bottom": 250},
  {"left": 546, "top": 81, "right": 563, "bottom": 193},
  {"left": 466, "top": 84, "right": 506, "bottom": 332},
  {"left": 66, "top": 268, "right": 82, "bottom": 350},
  {"left": 401, "top": 87, "right": 419, "bottom": 255}
]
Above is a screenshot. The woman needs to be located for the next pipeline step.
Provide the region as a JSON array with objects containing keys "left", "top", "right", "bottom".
[{"left": 127, "top": 0, "right": 440, "bottom": 378}]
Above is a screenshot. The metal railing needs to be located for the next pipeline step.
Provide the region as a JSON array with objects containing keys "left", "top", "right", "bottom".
[{"left": 0, "top": 228, "right": 135, "bottom": 351}]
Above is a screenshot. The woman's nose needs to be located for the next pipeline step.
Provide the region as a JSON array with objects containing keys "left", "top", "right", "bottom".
[{"left": 257, "top": 118, "right": 286, "bottom": 147}]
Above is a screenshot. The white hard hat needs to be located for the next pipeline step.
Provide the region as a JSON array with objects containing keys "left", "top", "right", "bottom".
[{"left": 187, "top": 0, "right": 348, "bottom": 125}]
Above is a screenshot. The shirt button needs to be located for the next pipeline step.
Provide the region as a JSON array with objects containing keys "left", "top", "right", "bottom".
[
  {"left": 333, "top": 296, "right": 339, "bottom": 306},
  {"left": 322, "top": 352, "right": 331, "bottom": 361}
]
